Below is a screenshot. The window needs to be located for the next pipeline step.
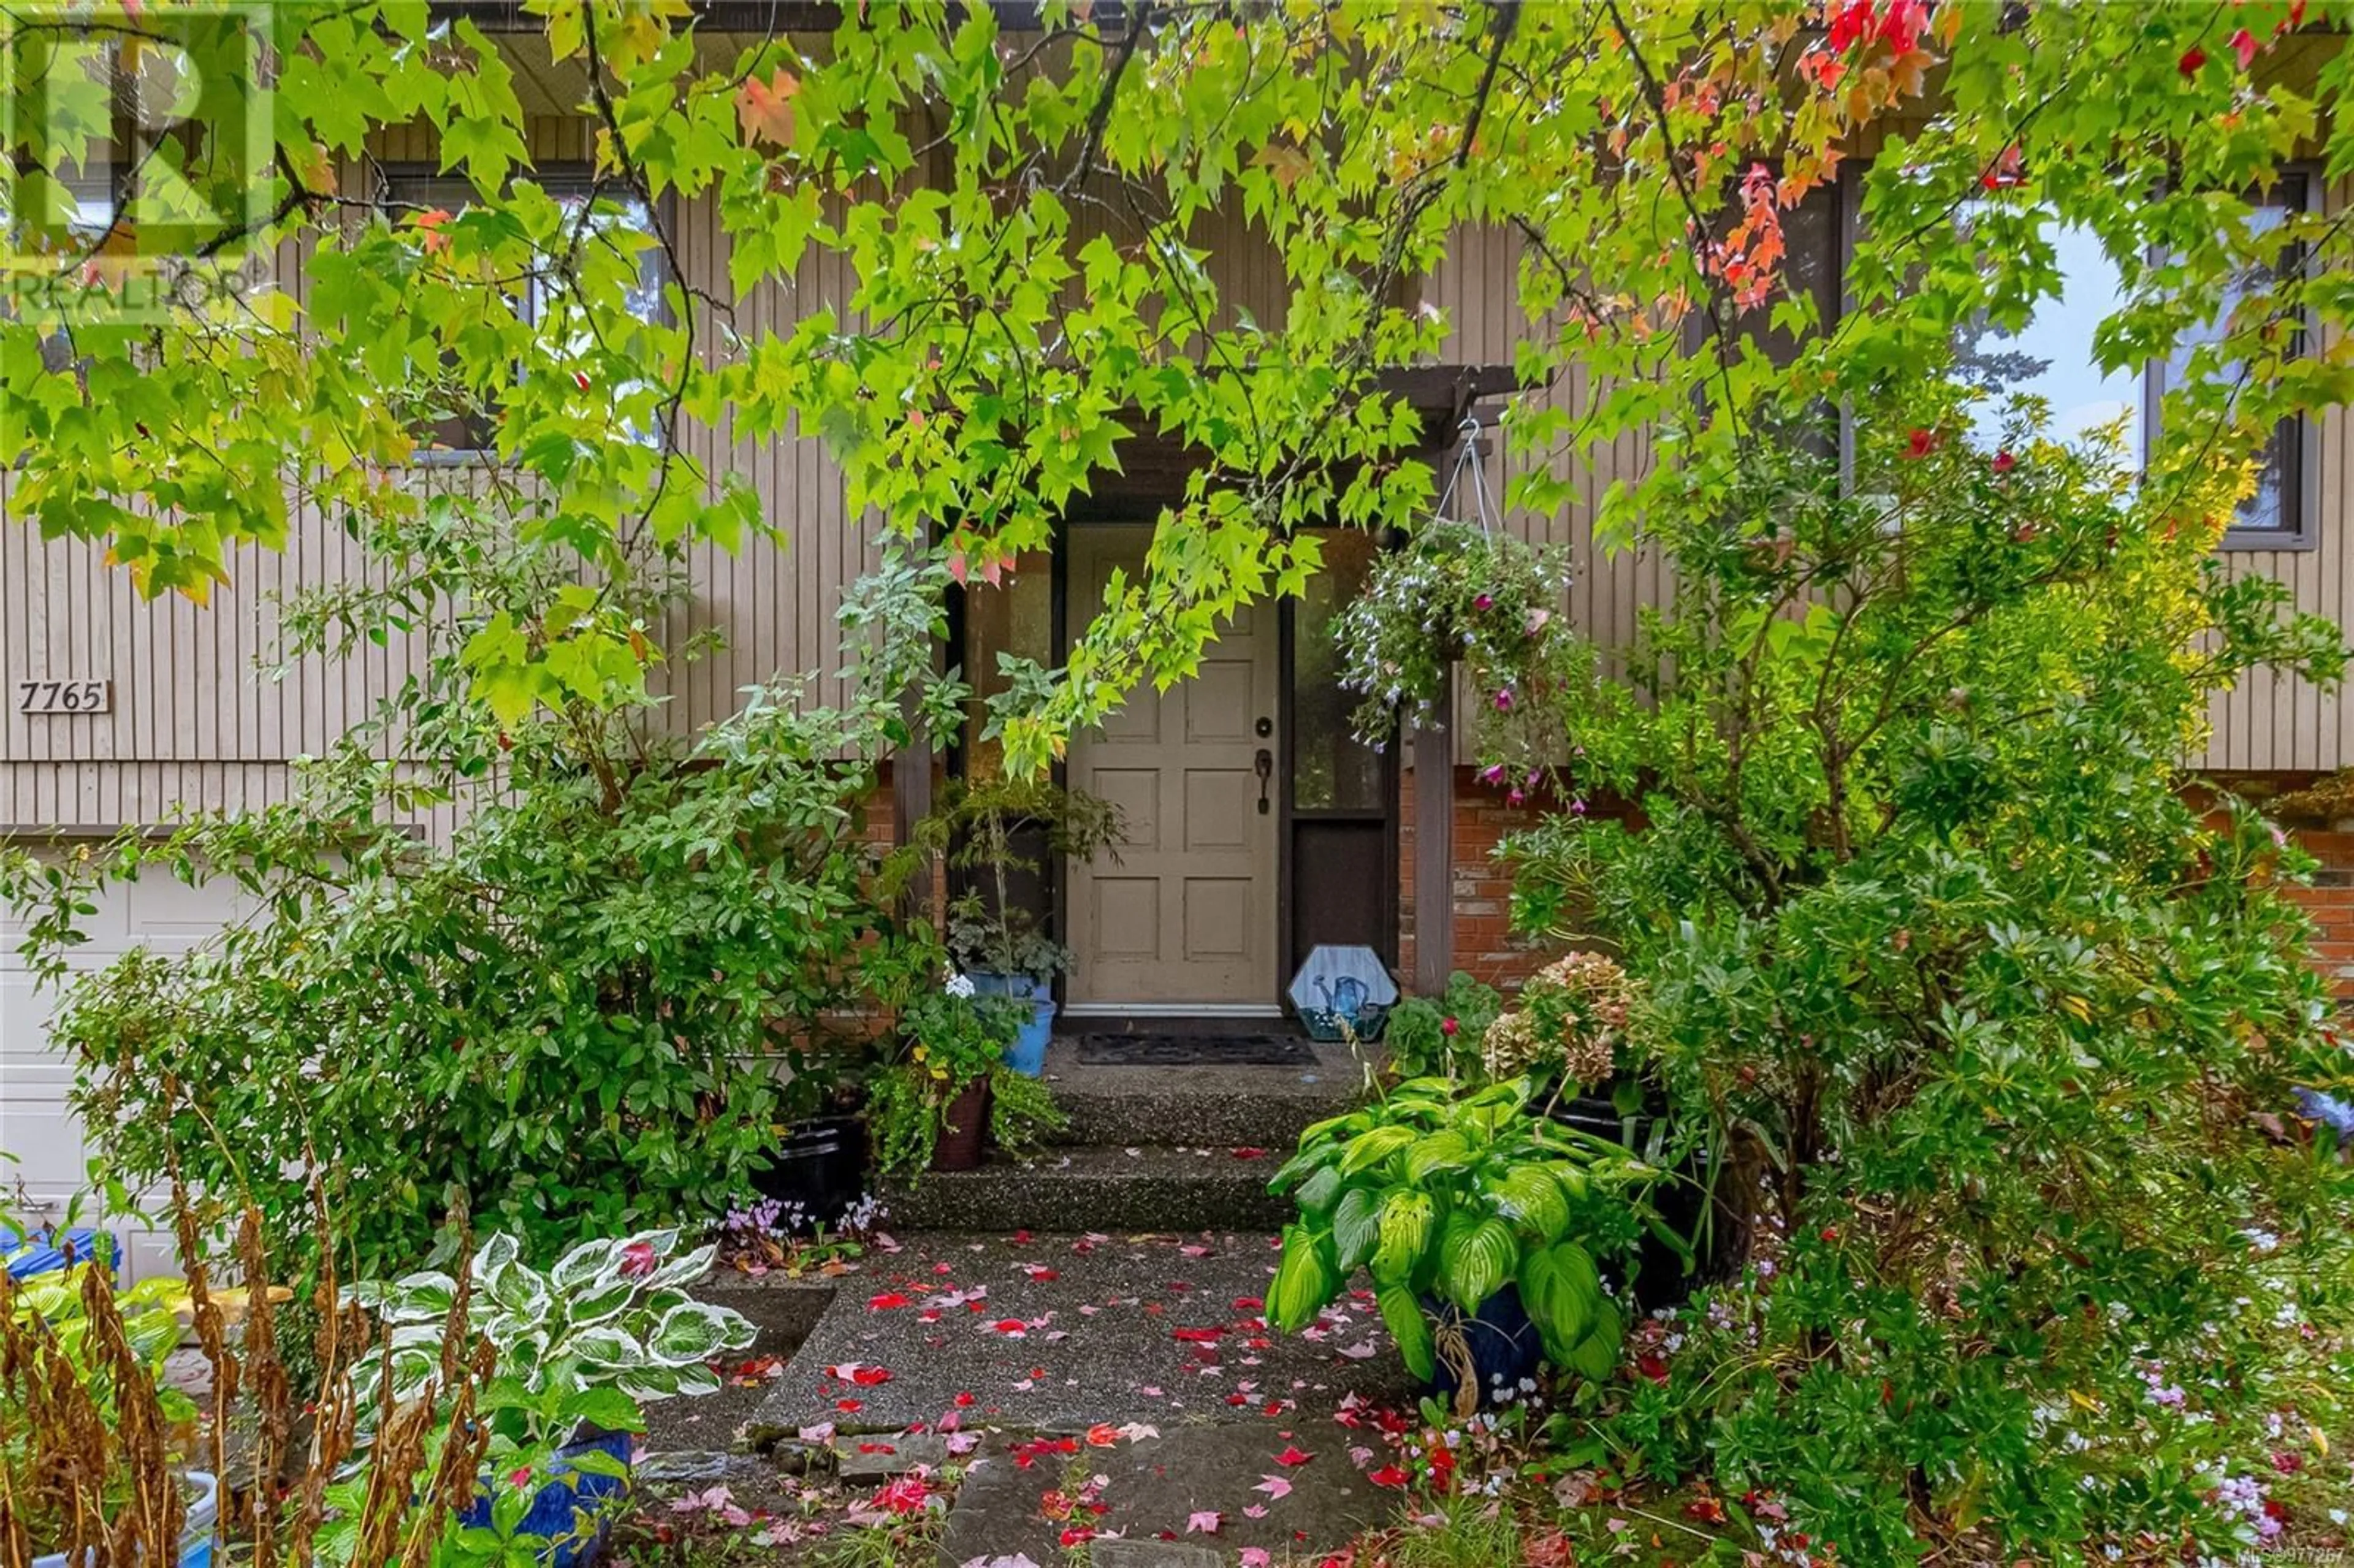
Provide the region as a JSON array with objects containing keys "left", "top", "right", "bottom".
[
  {"left": 1957, "top": 216, "right": 2146, "bottom": 474},
  {"left": 376, "top": 166, "right": 668, "bottom": 457},
  {"left": 2146, "top": 173, "right": 2315, "bottom": 549}
]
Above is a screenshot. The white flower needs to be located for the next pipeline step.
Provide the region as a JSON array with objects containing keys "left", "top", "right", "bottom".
[{"left": 943, "top": 971, "right": 976, "bottom": 999}]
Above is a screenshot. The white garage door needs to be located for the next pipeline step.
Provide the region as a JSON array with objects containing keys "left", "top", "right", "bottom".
[{"left": 1, "top": 866, "right": 249, "bottom": 1284}]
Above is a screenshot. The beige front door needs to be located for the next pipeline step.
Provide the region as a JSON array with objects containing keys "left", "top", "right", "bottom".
[{"left": 1065, "top": 526, "right": 1281, "bottom": 1013}]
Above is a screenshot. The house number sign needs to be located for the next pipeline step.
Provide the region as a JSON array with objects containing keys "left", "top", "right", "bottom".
[{"left": 16, "top": 679, "right": 112, "bottom": 715}]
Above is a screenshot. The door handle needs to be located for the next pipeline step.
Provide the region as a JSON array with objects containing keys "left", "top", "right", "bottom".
[{"left": 1255, "top": 748, "right": 1273, "bottom": 815}]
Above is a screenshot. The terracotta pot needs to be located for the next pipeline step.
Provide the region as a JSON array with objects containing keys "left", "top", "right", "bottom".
[{"left": 931, "top": 1078, "right": 992, "bottom": 1171}]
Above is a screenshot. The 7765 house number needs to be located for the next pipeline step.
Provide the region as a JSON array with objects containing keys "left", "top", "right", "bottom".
[{"left": 16, "top": 679, "right": 111, "bottom": 715}]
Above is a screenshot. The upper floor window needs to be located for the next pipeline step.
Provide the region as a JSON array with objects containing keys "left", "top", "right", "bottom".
[
  {"left": 1957, "top": 216, "right": 2146, "bottom": 474},
  {"left": 376, "top": 166, "right": 668, "bottom": 458},
  {"left": 2147, "top": 173, "right": 2316, "bottom": 549}
]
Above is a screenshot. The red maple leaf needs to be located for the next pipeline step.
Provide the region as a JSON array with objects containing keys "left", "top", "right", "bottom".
[
  {"left": 867, "top": 1292, "right": 911, "bottom": 1311},
  {"left": 1366, "top": 1464, "right": 1408, "bottom": 1488},
  {"left": 1276, "top": 1445, "right": 1314, "bottom": 1467}
]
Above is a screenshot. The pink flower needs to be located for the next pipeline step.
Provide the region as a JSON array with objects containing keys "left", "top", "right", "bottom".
[
  {"left": 619, "top": 1240, "right": 656, "bottom": 1278},
  {"left": 1479, "top": 763, "right": 1507, "bottom": 786},
  {"left": 1493, "top": 688, "right": 1515, "bottom": 712},
  {"left": 1525, "top": 607, "right": 1551, "bottom": 636},
  {"left": 1472, "top": 593, "right": 1494, "bottom": 611},
  {"left": 1507, "top": 788, "right": 1526, "bottom": 807},
  {"left": 1991, "top": 451, "right": 2017, "bottom": 474},
  {"left": 1439, "top": 1016, "right": 1459, "bottom": 1038},
  {"left": 509, "top": 1466, "right": 535, "bottom": 1491}
]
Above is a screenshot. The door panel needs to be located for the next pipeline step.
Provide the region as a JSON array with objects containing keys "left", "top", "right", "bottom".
[{"left": 1067, "top": 527, "right": 1280, "bottom": 1010}]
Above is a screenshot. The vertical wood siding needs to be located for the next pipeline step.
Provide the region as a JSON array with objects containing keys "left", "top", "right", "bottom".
[{"left": 2, "top": 122, "right": 2347, "bottom": 830}]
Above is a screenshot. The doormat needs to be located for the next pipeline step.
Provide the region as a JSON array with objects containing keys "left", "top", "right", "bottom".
[{"left": 1074, "top": 1032, "right": 1318, "bottom": 1067}]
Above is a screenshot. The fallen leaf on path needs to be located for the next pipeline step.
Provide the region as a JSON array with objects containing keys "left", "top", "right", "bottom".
[
  {"left": 1254, "top": 1474, "right": 1293, "bottom": 1499},
  {"left": 1186, "top": 1510, "right": 1221, "bottom": 1534}
]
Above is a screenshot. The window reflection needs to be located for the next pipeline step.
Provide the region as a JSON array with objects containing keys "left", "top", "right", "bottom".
[
  {"left": 1293, "top": 530, "right": 1385, "bottom": 813},
  {"left": 1958, "top": 219, "right": 2144, "bottom": 471},
  {"left": 959, "top": 550, "right": 1052, "bottom": 780}
]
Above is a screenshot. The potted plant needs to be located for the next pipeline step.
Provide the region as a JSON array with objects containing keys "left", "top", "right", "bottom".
[
  {"left": 349, "top": 1228, "right": 758, "bottom": 1568},
  {"left": 920, "top": 777, "right": 1125, "bottom": 1076},
  {"left": 866, "top": 975, "right": 1067, "bottom": 1179},
  {"left": 1383, "top": 971, "right": 1505, "bottom": 1080},
  {"left": 1264, "top": 1075, "right": 1666, "bottom": 1413}
]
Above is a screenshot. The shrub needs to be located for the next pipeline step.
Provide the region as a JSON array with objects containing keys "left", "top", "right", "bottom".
[
  {"left": 2, "top": 690, "right": 923, "bottom": 1278},
  {"left": 1453, "top": 420, "right": 2354, "bottom": 1558}
]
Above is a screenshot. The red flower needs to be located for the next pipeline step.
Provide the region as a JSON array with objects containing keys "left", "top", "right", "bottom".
[
  {"left": 619, "top": 1239, "right": 657, "bottom": 1278},
  {"left": 508, "top": 1466, "right": 535, "bottom": 1491},
  {"left": 2179, "top": 44, "right": 2207, "bottom": 78},
  {"left": 1903, "top": 427, "right": 1938, "bottom": 460},
  {"left": 573, "top": 370, "right": 592, "bottom": 392},
  {"left": 1636, "top": 1352, "right": 1672, "bottom": 1385},
  {"left": 1440, "top": 1016, "right": 1460, "bottom": 1037},
  {"left": 1991, "top": 450, "right": 2017, "bottom": 474}
]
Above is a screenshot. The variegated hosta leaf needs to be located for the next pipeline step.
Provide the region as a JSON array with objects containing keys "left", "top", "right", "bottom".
[
  {"left": 383, "top": 1269, "right": 459, "bottom": 1325},
  {"left": 565, "top": 1271, "right": 640, "bottom": 1329},
  {"left": 617, "top": 1227, "right": 682, "bottom": 1263},
  {"left": 473, "top": 1233, "right": 522, "bottom": 1282},
  {"left": 565, "top": 1324, "right": 650, "bottom": 1370},
  {"left": 667, "top": 1362, "right": 722, "bottom": 1398},
  {"left": 646, "top": 1301, "right": 754, "bottom": 1367},
  {"left": 638, "top": 1241, "right": 717, "bottom": 1295},
  {"left": 613, "top": 1362, "right": 684, "bottom": 1402},
  {"left": 550, "top": 1237, "right": 622, "bottom": 1295},
  {"left": 481, "top": 1257, "right": 552, "bottom": 1322}
]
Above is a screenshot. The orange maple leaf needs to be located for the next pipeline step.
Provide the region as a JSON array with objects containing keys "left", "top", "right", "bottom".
[{"left": 737, "top": 68, "right": 800, "bottom": 148}]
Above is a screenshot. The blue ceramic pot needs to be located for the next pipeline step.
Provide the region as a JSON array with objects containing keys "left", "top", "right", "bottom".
[
  {"left": 463, "top": 1429, "right": 633, "bottom": 1567},
  {"left": 1423, "top": 1286, "right": 1544, "bottom": 1410},
  {"left": 969, "top": 972, "right": 1056, "bottom": 1077}
]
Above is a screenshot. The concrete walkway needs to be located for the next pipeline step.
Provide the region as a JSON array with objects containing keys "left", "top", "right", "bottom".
[{"left": 743, "top": 1230, "right": 1415, "bottom": 1563}]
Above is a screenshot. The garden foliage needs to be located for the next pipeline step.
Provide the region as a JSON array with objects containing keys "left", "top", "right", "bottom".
[{"left": 1470, "top": 420, "right": 2354, "bottom": 1558}]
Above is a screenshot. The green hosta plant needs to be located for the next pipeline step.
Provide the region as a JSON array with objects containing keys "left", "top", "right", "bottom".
[
  {"left": 350, "top": 1228, "right": 755, "bottom": 1432},
  {"left": 1265, "top": 1077, "right": 1661, "bottom": 1385}
]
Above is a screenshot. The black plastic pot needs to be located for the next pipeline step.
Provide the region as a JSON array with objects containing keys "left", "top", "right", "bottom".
[
  {"left": 1424, "top": 1286, "right": 1544, "bottom": 1410},
  {"left": 1550, "top": 1086, "right": 1713, "bottom": 1308},
  {"left": 750, "top": 1114, "right": 869, "bottom": 1232}
]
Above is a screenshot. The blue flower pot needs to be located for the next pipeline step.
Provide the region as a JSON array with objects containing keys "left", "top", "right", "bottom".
[
  {"left": 4, "top": 1227, "right": 116, "bottom": 1280},
  {"left": 463, "top": 1430, "right": 632, "bottom": 1567},
  {"left": 1423, "top": 1286, "right": 1544, "bottom": 1410},
  {"left": 32, "top": 1469, "right": 216, "bottom": 1568},
  {"left": 969, "top": 972, "right": 1056, "bottom": 1077}
]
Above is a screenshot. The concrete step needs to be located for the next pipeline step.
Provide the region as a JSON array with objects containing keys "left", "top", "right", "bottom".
[
  {"left": 1034, "top": 1033, "right": 1370, "bottom": 1151},
  {"left": 880, "top": 1144, "right": 1295, "bottom": 1234}
]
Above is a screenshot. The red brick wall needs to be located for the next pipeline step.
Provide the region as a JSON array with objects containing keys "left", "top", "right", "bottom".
[
  {"left": 2290, "top": 835, "right": 2354, "bottom": 996},
  {"left": 1398, "top": 765, "right": 1552, "bottom": 994}
]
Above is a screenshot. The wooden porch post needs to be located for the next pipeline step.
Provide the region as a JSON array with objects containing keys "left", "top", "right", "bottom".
[
  {"left": 893, "top": 691, "right": 935, "bottom": 923},
  {"left": 1412, "top": 679, "right": 1455, "bottom": 994}
]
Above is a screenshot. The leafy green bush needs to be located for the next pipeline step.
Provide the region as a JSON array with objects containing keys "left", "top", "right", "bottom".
[
  {"left": 1385, "top": 972, "right": 1504, "bottom": 1080},
  {"left": 4, "top": 691, "right": 923, "bottom": 1277},
  {"left": 1474, "top": 421, "right": 2354, "bottom": 1558}
]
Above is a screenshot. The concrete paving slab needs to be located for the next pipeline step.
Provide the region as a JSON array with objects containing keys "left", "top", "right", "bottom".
[
  {"left": 746, "top": 1231, "right": 1410, "bottom": 1444},
  {"left": 941, "top": 1422, "right": 1396, "bottom": 1565}
]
